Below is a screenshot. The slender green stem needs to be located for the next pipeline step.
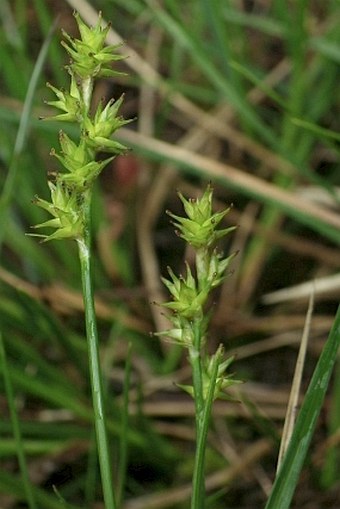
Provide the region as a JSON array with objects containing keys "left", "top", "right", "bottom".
[
  {"left": 190, "top": 338, "right": 220, "bottom": 509},
  {"left": 189, "top": 318, "right": 205, "bottom": 509},
  {"left": 189, "top": 319, "right": 204, "bottom": 423},
  {"left": 78, "top": 201, "right": 117, "bottom": 509}
]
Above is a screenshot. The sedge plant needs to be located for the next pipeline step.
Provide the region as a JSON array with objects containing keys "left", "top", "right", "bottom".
[
  {"left": 14, "top": 7, "right": 340, "bottom": 509},
  {"left": 156, "top": 185, "right": 241, "bottom": 509},
  {"left": 30, "top": 12, "right": 130, "bottom": 509},
  {"left": 156, "top": 187, "right": 340, "bottom": 509}
]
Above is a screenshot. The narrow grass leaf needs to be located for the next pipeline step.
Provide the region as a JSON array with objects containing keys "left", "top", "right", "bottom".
[
  {"left": 0, "top": 19, "right": 57, "bottom": 250},
  {"left": 265, "top": 305, "right": 340, "bottom": 509},
  {"left": 32, "top": 0, "right": 66, "bottom": 86},
  {"left": 0, "top": 438, "right": 74, "bottom": 458},
  {"left": 0, "top": 360, "right": 91, "bottom": 420},
  {"left": 320, "top": 358, "right": 340, "bottom": 488},
  {"left": 222, "top": 6, "right": 285, "bottom": 37},
  {"left": 229, "top": 60, "right": 289, "bottom": 111},
  {"left": 277, "top": 291, "right": 313, "bottom": 471},
  {"left": 310, "top": 37, "right": 340, "bottom": 64},
  {"left": 0, "top": 0, "right": 23, "bottom": 49},
  {"left": 145, "top": 0, "right": 278, "bottom": 147},
  {"left": 0, "top": 470, "right": 81, "bottom": 509},
  {"left": 0, "top": 333, "right": 37, "bottom": 509},
  {"left": 291, "top": 117, "right": 340, "bottom": 143}
]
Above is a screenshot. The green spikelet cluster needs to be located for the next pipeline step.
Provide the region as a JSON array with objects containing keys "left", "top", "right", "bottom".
[
  {"left": 31, "top": 12, "right": 130, "bottom": 242},
  {"left": 157, "top": 185, "right": 241, "bottom": 401}
]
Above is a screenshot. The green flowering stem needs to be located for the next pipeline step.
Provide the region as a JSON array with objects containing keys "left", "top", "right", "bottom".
[
  {"left": 29, "top": 12, "right": 131, "bottom": 507},
  {"left": 78, "top": 204, "right": 116, "bottom": 509},
  {"left": 158, "top": 186, "right": 240, "bottom": 509},
  {"left": 188, "top": 323, "right": 205, "bottom": 509},
  {"left": 189, "top": 320, "right": 205, "bottom": 424},
  {"left": 191, "top": 350, "right": 221, "bottom": 509}
]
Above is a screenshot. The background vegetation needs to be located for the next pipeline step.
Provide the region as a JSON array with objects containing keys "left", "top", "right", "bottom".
[{"left": 0, "top": 0, "right": 339, "bottom": 507}]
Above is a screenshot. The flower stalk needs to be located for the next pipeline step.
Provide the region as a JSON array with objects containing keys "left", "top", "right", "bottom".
[
  {"left": 157, "top": 185, "right": 241, "bottom": 509},
  {"left": 30, "top": 12, "right": 130, "bottom": 508},
  {"left": 78, "top": 231, "right": 116, "bottom": 509}
]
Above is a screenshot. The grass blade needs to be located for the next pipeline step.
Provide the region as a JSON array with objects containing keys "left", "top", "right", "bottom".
[
  {"left": 0, "top": 469, "right": 81, "bottom": 509},
  {"left": 0, "top": 18, "right": 57, "bottom": 250},
  {"left": 145, "top": 0, "right": 277, "bottom": 147},
  {"left": 265, "top": 304, "right": 340, "bottom": 509},
  {"left": 0, "top": 333, "right": 37, "bottom": 509},
  {"left": 276, "top": 291, "right": 313, "bottom": 471}
]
